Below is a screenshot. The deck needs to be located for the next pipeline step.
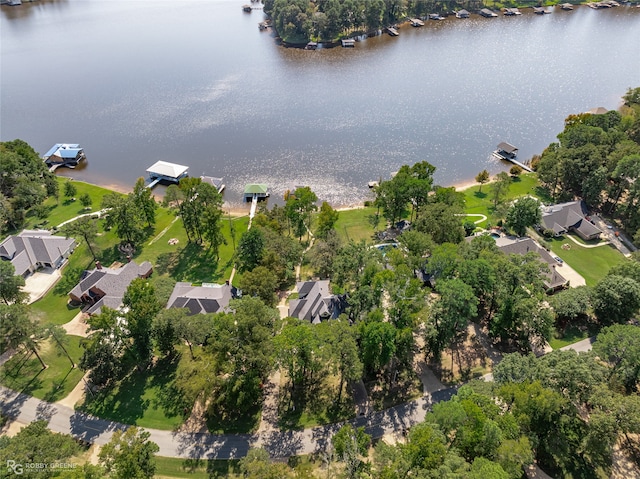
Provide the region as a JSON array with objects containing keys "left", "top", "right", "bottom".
[{"left": 492, "top": 151, "right": 533, "bottom": 172}]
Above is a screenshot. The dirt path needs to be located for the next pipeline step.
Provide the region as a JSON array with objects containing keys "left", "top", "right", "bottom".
[
  {"left": 62, "top": 312, "right": 90, "bottom": 337},
  {"left": 56, "top": 371, "right": 90, "bottom": 409}
]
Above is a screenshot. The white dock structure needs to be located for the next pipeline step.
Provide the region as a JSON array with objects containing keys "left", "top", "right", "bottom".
[{"left": 146, "top": 161, "right": 189, "bottom": 189}]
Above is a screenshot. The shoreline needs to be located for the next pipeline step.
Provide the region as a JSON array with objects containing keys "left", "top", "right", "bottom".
[{"left": 62, "top": 174, "right": 490, "bottom": 216}]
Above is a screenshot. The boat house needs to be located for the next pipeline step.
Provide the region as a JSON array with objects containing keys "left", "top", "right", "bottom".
[
  {"left": 456, "top": 9, "right": 470, "bottom": 18},
  {"left": 243, "top": 183, "right": 269, "bottom": 202},
  {"left": 341, "top": 38, "right": 355, "bottom": 47},
  {"left": 504, "top": 7, "right": 522, "bottom": 15},
  {"left": 493, "top": 142, "right": 518, "bottom": 160},
  {"left": 561, "top": 3, "right": 574, "bottom": 9},
  {"left": 410, "top": 18, "right": 425, "bottom": 26},
  {"left": 43, "top": 144, "right": 86, "bottom": 168},
  {"left": 480, "top": 8, "right": 498, "bottom": 17},
  {"left": 146, "top": 161, "right": 189, "bottom": 188}
]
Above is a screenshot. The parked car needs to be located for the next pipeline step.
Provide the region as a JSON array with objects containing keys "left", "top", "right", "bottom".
[{"left": 554, "top": 256, "right": 564, "bottom": 265}]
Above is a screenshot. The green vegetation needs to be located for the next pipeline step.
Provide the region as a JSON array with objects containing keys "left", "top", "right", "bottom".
[
  {"left": 154, "top": 457, "right": 241, "bottom": 479},
  {"left": 0, "top": 336, "right": 85, "bottom": 401},
  {"left": 548, "top": 325, "right": 591, "bottom": 350},
  {"left": 333, "top": 206, "right": 377, "bottom": 243},
  {"left": 544, "top": 237, "right": 624, "bottom": 286}
]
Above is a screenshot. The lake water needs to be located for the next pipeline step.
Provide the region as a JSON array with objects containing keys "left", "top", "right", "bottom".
[{"left": 2, "top": 0, "right": 639, "bottom": 207}]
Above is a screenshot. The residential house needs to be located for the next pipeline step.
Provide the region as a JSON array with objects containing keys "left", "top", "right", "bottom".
[
  {"left": 166, "top": 281, "right": 239, "bottom": 315},
  {"left": 288, "top": 280, "right": 346, "bottom": 324},
  {"left": 68, "top": 260, "right": 153, "bottom": 315},
  {"left": 0, "top": 230, "right": 76, "bottom": 278},
  {"left": 540, "top": 201, "right": 602, "bottom": 241},
  {"left": 43, "top": 143, "right": 86, "bottom": 167},
  {"left": 496, "top": 237, "right": 568, "bottom": 291}
]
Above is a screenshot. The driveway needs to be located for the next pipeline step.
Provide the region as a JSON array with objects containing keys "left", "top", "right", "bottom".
[{"left": 23, "top": 268, "right": 61, "bottom": 304}]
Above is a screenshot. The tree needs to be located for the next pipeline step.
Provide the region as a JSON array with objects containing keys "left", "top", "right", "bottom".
[
  {"left": 0, "top": 260, "right": 27, "bottom": 304},
  {"left": 551, "top": 286, "right": 591, "bottom": 326},
  {"left": 475, "top": 169, "right": 490, "bottom": 192},
  {"left": 61, "top": 215, "right": 99, "bottom": 261},
  {"left": 123, "top": 279, "right": 161, "bottom": 366},
  {"left": 315, "top": 201, "right": 339, "bottom": 239},
  {"left": 238, "top": 266, "right": 279, "bottom": 307},
  {"left": 593, "top": 325, "right": 640, "bottom": 393},
  {"left": 359, "top": 320, "right": 396, "bottom": 376},
  {"left": 403, "top": 422, "right": 448, "bottom": 470},
  {"left": 592, "top": 274, "right": 640, "bottom": 325},
  {"left": 101, "top": 193, "right": 145, "bottom": 245},
  {"left": 238, "top": 448, "right": 295, "bottom": 479},
  {"left": 236, "top": 228, "right": 265, "bottom": 272},
  {"left": 414, "top": 202, "right": 464, "bottom": 245},
  {"left": 64, "top": 180, "right": 77, "bottom": 198},
  {"left": 175, "top": 312, "right": 212, "bottom": 360},
  {"left": 331, "top": 424, "right": 371, "bottom": 479},
  {"left": 509, "top": 165, "right": 523, "bottom": 178},
  {"left": 308, "top": 230, "right": 341, "bottom": 279},
  {"left": 285, "top": 186, "right": 317, "bottom": 240},
  {"left": 489, "top": 172, "right": 512, "bottom": 209},
  {"left": 151, "top": 307, "right": 187, "bottom": 358},
  {"left": 504, "top": 196, "right": 541, "bottom": 237},
  {"left": 0, "top": 420, "right": 82, "bottom": 479},
  {"left": 99, "top": 427, "right": 159, "bottom": 479},
  {"left": 79, "top": 193, "right": 92, "bottom": 209},
  {"left": 374, "top": 171, "right": 409, "bottom": 226},
  {"left": 131, "top": 177, "right": 157, "bottom": 228}
]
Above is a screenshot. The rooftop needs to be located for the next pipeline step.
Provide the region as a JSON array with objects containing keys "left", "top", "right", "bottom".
[
  {"left": 244, "top": 184, "right": 269, "bottom": 194},
  {"left": 166, "top": 282, "right": 238, "bottom": 315},
  {"left": 146, "top": 161, "right": 189, "bottom": 179}
]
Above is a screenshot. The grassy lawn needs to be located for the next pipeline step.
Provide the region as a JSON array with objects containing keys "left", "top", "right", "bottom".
[
  {"left": 154, "top": 457, "right": 241, "bottom": 479},
  {"left": 548, "top": 325, "right": 593, "bottom": 350},
  {"left": 0, "top": 337, "right": 85, "bottom": 401},
  {"left": 542, "top": 237, "right": 625, "bottom": 286},
  {"left": 462, "top": 173, "right": 540, "bottom": 227},
  {"left": 78, "top": 355, "right": 185, "bottom": 430},
  {"left": 334, "top": 207, "right": 377, "bottom": 244},
  {"left": 25, "top": 178, "right": 120, "bottom": 231}
]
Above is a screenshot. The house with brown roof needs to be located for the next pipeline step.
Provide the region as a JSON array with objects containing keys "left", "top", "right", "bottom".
[
  {"left": 166, "top": 281, "right": 239, "bottom": 315},
  {"left": 68, "top": 260, "right": 153, "bottom": 315},
  {"left": 0, "top": 230, "right": 76, "bottom": 278},
  {"left": 540, "top": 201, "right": 602, "bottom": 241},
  {"left": 288, "top": 280, "right": 347, "bottom": 324},
  {"left": 496, "top": 237, "right": 568, "bottom": 291}
]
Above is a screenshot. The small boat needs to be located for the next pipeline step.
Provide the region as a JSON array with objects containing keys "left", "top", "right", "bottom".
[
  {"left": 386, "top": 27, "right": 399, "bottom": 36},
  {"left": 242, "top": 4, "right": 252, "bottom": 12}
]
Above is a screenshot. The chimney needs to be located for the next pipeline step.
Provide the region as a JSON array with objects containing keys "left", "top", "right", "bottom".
[
  {"left": 126, "top": 255, "right": 132, "bottom": 263},
  {"left": 95, "top": 261, "right": 102, "bottom": 270}
]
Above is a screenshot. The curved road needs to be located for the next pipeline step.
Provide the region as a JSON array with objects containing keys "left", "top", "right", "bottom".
[
  {"left": 0, "top": 385, "right": 455, "bottom": 459},
  {"left": 0, "top": 339, "right": 593, "bottom": 459}
]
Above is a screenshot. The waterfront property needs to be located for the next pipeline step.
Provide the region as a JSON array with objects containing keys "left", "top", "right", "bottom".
[
  {"left": 0, "top": 230, "right": 76, "bottom": 278},
  {"left": 288, "top": 280, "right": 346, "bottom": 323},
  {"left": 540, "top": 201, "right": 603, "bottom": 241},
  {"left": 561, "top": 3, "right": 574, "bottom": 9},
  {"left": 341, "top": 38, "right": 355, "bottom": 48},
  {"left": 146, "top": 161, "right": 189, "bottom": 189},
  {"left": 533, "top": 7, "right": 551, "bottom": 14},
  {"left": 243, "top": 183, "right": 269, "bottom": 202},
  {"left": 68, "top": 260, "right": 153, "bottom": 315},
  {"left": 496, "top": 236, "right": 569, "bottom": 291},
  {"left": 428, "top": 13, "right": 445, "bottom": 20},
  {"left": 43, "top": 143, "right": 86, "bottom": 168},
  {"left": 480, "top": 8, "right": 498, "bottom": 17},
  {"left": 200, "top": 175, "right": 225, "bottom": 194},
  {"left": 410, "top": 18, "right": 424, "bottom": 26},
  {"left": 504, "top": 7, "right": 522, "bottom": 15},
  {"left": 305, "top": 41, "right": 318, "bottom": 50},
  {"left": 587, "top": 106, "right": 608, "bottom": 115},
  {"left": 386, "top": 27, "right": 399, "bottom": 36},
  {"left": 492, "top": 142, "right": 533, "bottom": 172},
  {"left": 456, "top": 9, "right": 470, "bottom": 18},
  {"left": 166, "top": 281, "right": 239, "bottom": 315}
]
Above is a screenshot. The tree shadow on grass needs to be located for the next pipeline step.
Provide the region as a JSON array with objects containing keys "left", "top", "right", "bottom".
[
  {"left": 42, "top": 367, "right": 75, "bottom": 403},
  {"left": 473, "top": 191, "right": 488, "bottom": 200},
  {"left": 148, "top": 355, "right": 185, "bottom": 420},
  {"left": 205, "top": 403, "right": 261, "bottom": 435},
  {"left": 157, "top": 244, "right": 222, "bottom": 283}
]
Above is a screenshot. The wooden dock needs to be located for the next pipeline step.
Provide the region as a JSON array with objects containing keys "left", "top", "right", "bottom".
[
  {"left": 386, "top": 27, "right": 399, "bottom": 36},
  {"left": 492, "top": 151, "right": 533, "bottom": 172}
]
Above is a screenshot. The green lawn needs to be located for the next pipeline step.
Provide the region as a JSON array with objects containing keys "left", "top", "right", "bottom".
[
  {"left": 543, "top": 237, "right": 626, "bottom": 287},
  {"left": 549, "top": 325, "right": 594, "bottom": 350},
  {"left": 462, "top": 173, "right": 540, "bottom": 227},
  {"left": 154, "top": 457, "right": 241, "bottom": 479},
  {"left": 334, "top": 207, "right": 377, "bottom": 243},
  {"left": 25, "top": 178, "right": 121, "bottom": 231},
  {"left": 79, "top": 355, "right": 185, "bottom": 430},
  {"left": 0, "top": 336, "right": 85, "bottom": 402}
]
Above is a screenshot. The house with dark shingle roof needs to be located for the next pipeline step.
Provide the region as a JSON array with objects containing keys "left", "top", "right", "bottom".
[
  {"left": 0, "top": 230, "right": 76, "bottom": 278},
  {"left": 540, "top": 201, "right": 602, "bottom": 241},
  {"left": 497, "top": 237, "right": 568, "bottom": 291},
  {"left": 166, "top": 282, "right": 239, "bottom": 315},
  {"left": 288, "top": 280, "right": 346, "bottom": 324},
  {"left": 68, "top": 260, "right": 153, "bottom": 315}
]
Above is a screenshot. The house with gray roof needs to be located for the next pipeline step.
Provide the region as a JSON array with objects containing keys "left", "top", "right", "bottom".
[
  {"left": 69, "top": 260, "right": 153, "bottom": 315},
  {"left": 497, "top": 237, "right": 568, "bottom": 291},
  {"left": 0, "top": 230, "right": 76, "bottom": 278},
  {"left": 288, "top": 280, "right": 346, "bottom": 324},
  {"left": 166, "top": 281, "right": 238, "bottom": 315},
  {"left": 540, "top": 201, "right": 602, "bottom": 241},
  {"left": 43, "top": 143, "right": 86, "bottom": 167}
]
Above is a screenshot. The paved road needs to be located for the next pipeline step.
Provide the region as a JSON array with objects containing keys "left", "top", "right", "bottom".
[{"left": 0, "top": 385, "right": 455, "bottom": 459}]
